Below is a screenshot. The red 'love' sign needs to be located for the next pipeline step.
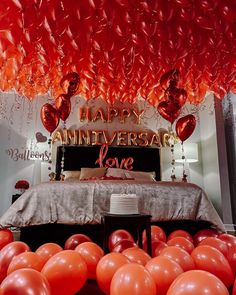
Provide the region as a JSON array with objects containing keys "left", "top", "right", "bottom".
[{"left": 95, "top": 144, "right": 134, "bottom": 170}]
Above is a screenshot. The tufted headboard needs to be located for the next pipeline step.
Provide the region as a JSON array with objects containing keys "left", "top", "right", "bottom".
[{"left": 55, "top": 145, "right": 161, "bottom": 180}]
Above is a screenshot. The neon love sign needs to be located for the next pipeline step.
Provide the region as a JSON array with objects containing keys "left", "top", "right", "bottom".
[{"left": 95, "top": 144, "right": 134, "bottom": 170}]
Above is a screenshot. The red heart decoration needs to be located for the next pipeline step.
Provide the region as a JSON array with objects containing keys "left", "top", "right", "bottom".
[
  {"left": 157, "top": 100, "right": 182, "bottom": 124},
  {"left": 160, "top": 69, "right": 180, "bottom": 90},
  {"left": 176, "top": 114, "right": 196, "bottom": 142},
  {"left": 55, "top": 94, "right": 71, "bottom": 122},
  {"left": 168, "top": 87, "right": 187, "bottom": 107},
  {"left": 35, "top": 132, "right": 47, "bottom": 143},
  {"left": 40, "top": 103, "right": 60, "bottom": 134},
  {"left": 60, "top": 72, "right": 80, "bottom": 96}
]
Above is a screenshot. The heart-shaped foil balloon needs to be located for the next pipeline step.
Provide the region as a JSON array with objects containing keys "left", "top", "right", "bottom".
[
  {"left": 157, "top": 100, "right": 182, "bottom": 124},
  {"left": 60, "top": 72, "right": 80, "bottom": 96},
  {"left": 55, "top": 94, "right": 71, "bottom": 122},
  {"left": 160, "top": 69, "right": 180, "bottom": 90},
  {"left": 176, "top": 114, "right": 196, "bottom": 142},
  {"left": 168, "top": 87, "right": 187, "bottom": 107},
  {"left": 40, "top": 103, "right": 60, "bottom": 134}
]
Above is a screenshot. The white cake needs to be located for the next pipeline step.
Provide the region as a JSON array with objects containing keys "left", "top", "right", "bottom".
[{"left": 110, "top": 194, "right": 139, "bottom": 215}]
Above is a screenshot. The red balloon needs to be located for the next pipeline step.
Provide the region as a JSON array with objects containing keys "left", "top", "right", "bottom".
[
  {"left": 96, "top": 252, "right": 130, "bottom": 294},
  {"left": 40, "top": 103, "right": 60, "bottom": 134},
  {"left": 227, "top": 244, "right": 236, "bottom": 275},
  {"left": 160, "top": 69, "right": 180, "bottom": 90},
  {"left": 143, "top": 225, "right": 167, "bottom": 242},
  {"left": 191, "top": 245, "right": 234, "bottom": 287},
  {"left": 60, "top": 72, "right": 80, "bottom": 96},
  {"left": 35, "top": 243, "right": 63, "bottom": 266},
  {"left": 7, "top": 252, "right": 44, "bottom": 274},
  {"left": 112, "top": 239, "right": 138, "bottom": 253},
  {"left": 109, "top": 229, "right": 134, "bottom": 252},
  {"left": 0, "top": 268, "right": 51, "bottom": 295},
  {"left": 193, "top": 228, "right": 219, "bottom": 246},
  {"left": 160, "top": 246, "right": 195, "bottom": 271},
  {"left": 153, "top": 241, "right": 168, "bottom": 256},
  {"left": 167, "top": 229, "right": 193, "bottom": 243},
  {"left": 168, "top": 87, "right": 187, "bottom": 107},
  {"left": 110, "top": 263, "right": 156, "bottom": 295},
  {"left": 143, "top": 237, "right": 168, "bottom": 257},
  {"left": 218, "top": 233, "right": 236, "bottom": 247},
  {"left": 122, "top": 247, "right": 151, "bottom": 266},
  {"left": 146, "top": 256, "right": 184, "bottom": 295},
  {"left": 75, "top": 242, "right": 104, "bottom": 280},
  {"left": 176, "top": 114, "right": 196, "bottom": 142},
  {"left": 0, "top": 229, "right": 13, "bottom": 250},
  {"left": 199, "top": 237, "right": 229, "bottom": 257},
  {"left": 167, "top": 237, "right": 195, "bottom": 254},
  {"left": 55, "top": 94, "right": 71, "bottom": 122},
  {"left": 157, "top": 100, "right": 181, "bottom": 124},
  {"left": 64, "top": 234, "right": 92, "bottom": 250},
  {"left": 233, "top": 278, "right": 236, "bottom": 295},
  {"left": 0, "top": 241, "right": 30, "bottom": 283},
  {"left": 166, "top": 270, "right": 230, "bottom": 295},
  {"left": 41, "top": 250, "right": 87, "bottom": 295}
]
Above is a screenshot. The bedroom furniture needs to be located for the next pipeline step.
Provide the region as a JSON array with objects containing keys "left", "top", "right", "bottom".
[
  {"left": 0, "top": 144, "right": 226, "bottom": 250},
  {"left": 101, "top": 213, "right": 152, "bottom": 255},
  {"left": 55, "top": 145, "right": 161, "bottom": 181}
]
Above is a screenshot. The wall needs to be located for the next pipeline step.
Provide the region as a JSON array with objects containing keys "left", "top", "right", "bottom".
[{"left": 0, "top": 91, "right": 223, "bottom": 220}]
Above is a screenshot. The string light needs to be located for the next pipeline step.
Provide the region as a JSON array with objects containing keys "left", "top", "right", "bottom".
[{"left": 181, "top": 142, "right": 188, "bottom": 182}]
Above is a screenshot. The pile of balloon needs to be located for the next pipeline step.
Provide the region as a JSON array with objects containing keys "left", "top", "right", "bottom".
[
  {"left": 1, "top": 0, "right": 236, "bottom": 103},
  {"left": 0, "top": 226, "right": 235, "bottom": 294},
  {"left": 40, "top": 72, "right": 80, "bottom": 135}
]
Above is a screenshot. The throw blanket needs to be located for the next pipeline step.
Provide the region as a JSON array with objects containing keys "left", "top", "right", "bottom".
[{"left": 0, "top": 180, "right": 225, "bottom": 232}]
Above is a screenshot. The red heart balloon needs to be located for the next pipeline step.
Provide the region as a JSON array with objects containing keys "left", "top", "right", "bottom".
[
  {"left": 176, "top": 114, "right": 196, "bottom": 142},
  {"left": 157, "top": 100, "right": 181, "bottom": 124},
  {"left": 60, "top": 72, "right": 80, "bottom": 96},
  {"left": 55, "top": 94, "right": 71, "bottom": 122},
  {"left": 168, "top": 87, "right": 187, "bottom": 107},
  {"left": 40, "top": 103, "right": 60, "bottom": 134},
  {"left": 160, "top": 69, "right": 180, "bottom": 90}
]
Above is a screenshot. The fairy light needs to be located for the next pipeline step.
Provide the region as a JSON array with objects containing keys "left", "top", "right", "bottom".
[{"left": 168, "top": 131, "right": 176, "bottom": 181}]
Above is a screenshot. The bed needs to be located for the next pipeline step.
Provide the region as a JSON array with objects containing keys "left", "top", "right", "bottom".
[{"left": 0, "top": 145, "right": 225, "bottom": 250}]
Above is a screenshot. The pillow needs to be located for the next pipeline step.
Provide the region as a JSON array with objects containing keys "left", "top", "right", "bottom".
[
  {"left": 80, "top": 175, "right": 128, "bottom": 181},
  {"left": 106, "top": 168, "right": 156, "bottom": 181},
  {"left": 80, "top": 167, "right": 107, "bottom": 180},
  {"left": 106, "top": 168, "right": 128, "bottom": 179},
  {"left": 125, "top": 170, "right": 156, "bottom": 181},
  {"left": 63, "top": 170, "right": 81, "bottom": 181}
]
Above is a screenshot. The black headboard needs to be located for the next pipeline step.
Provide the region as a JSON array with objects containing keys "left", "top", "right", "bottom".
[{"left": 55, "top": 145, "right": 161, "bottom": 180}]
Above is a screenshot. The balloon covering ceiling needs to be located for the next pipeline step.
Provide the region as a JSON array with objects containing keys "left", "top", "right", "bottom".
[{"left": 1, "top": 0, "right": 236, "bottom": 105}]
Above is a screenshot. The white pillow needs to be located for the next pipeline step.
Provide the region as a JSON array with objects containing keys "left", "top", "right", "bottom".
[
  {"left": 125, "top": 170, "right": 156, "bottom": 181},
  {"left": 63, "top": 170, "right": 81, "bottom": 181},
  {"left": 106, "top": 168, "right": 128, "bottom": 178},
  {"left": 106, "top": 168, "right": 156, "bottom": 181},
  {"left": 80, "top": 167, "right": 107, "bottom": 180}
]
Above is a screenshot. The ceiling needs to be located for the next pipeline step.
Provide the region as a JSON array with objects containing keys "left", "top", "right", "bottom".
[{"left": 1, "top": 0, "right": 236, "bottom": 105}]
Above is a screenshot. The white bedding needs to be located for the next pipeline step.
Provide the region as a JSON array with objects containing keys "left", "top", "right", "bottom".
[{"left": 0, "top": 180, "right": 225, "bottom": 232}]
